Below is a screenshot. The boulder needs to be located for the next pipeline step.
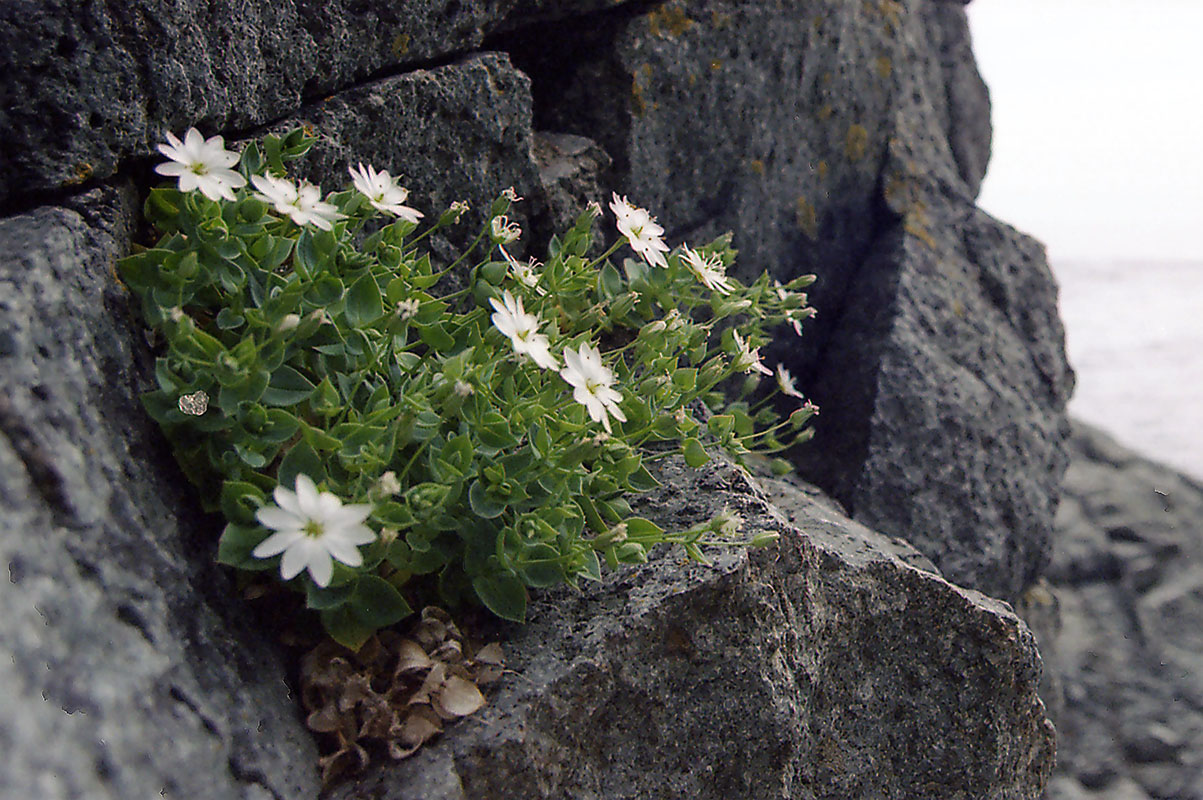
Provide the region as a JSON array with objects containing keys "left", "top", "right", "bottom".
[
  {"left": 1037, "top": 422, "right": 1203, "bottom": 800},
  {"left": 335, "top": 458, "right": 1054, "bottom": 800},
  {"left": 499, "top": 0, "right": 1073, "bottom": 601},
  {"left": 0, "top": 189, "right": 320, "bottom": 800}
]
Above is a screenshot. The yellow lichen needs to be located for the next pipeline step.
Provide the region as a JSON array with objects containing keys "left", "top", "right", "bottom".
[
  {"left": 647, "top": 3, "right": 693, "bottom": 38},
  {"left": 391, "top": 32, "right": 410, "bottom": 57},
  {"left": 845, "top": 124, "right": 869, "bottom": 162},
  {"left": 748, "top": 159, "right": 765, "bottom": 176},
  {"left": 795, "top": 197, "right": 819, "bottom": 240},
  {"left": 817, "top": 104, "right": 834, "bottom": 121},
  {"left": 66, "top": 162, "right": 93, "bottom": 186},
  {"left": 817, "top": 160, "right": 829, "bottom": 180},
  {"left": 710, "top": 11, "right": 731, "bottom": 29},
  {"left": 710, "top": 58, "right": 723, "bottom": 72},
  {"left": 874, "top": 56, "right": 892, "bottom": 79}
]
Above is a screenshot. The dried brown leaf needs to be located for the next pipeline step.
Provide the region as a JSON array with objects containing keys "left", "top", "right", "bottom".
[
  {"left": 433, "top": 675, "right": 486, "bottom": 719},
  {"left": 394, "top": 639, "right": 434, "bottom": 674},
  {"left": 473, "top": 642, "right": 504, "bottom": 666},
  {"left": 397, "top": 707, "right": 443, "bottom": 747}
]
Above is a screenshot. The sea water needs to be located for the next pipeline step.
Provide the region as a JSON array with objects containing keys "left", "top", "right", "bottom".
[{"left": 1054, "top": 259, "right": 1203, "bottom": 481}]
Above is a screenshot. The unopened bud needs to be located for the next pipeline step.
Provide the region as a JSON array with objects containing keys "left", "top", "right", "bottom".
[{"left": 275, "top": 313, "right": 301, "bottom": 333}]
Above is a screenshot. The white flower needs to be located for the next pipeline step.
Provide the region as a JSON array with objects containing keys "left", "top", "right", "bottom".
[
  {"left": 732, "top": 330, "right": 772, "bottom": 376},
  {"left": 500, "top": 246, "right": 547, "bottom": 295},
  {"left": 489, "top": 290, "right": 558, "bottom": 370},
  {"left": 775, "top": 280, "right": 806, "bottom": 337},
  {"left": 585, "top": 200, "right": 603, "bottom": 218},
  {"left": 155, "top": 128, "right": 247, "bottom": 202},
  {"left": 371, "top": 470, "right": 402, "bottom": 499},
  {"left": 609, "top": 193, "right": 669, "bottom": 269},
  {"left": 560, "top": 342, "right": 627, "bottom": 433},
  {"left": 251, "top": 173, "right": 345, "bottom": 230},
  {"left": 490, "top": 215, "right": 522, "bottom": 245},
  {"left": 252, "top": 474, "right": 375, "bottom": 587},
  {"left": 775, "top": 364, "right": 806, "bottom": 400},
  {"left": 395, "top": 298, "right": 420, "bottom": 320},
  {"left": 454, "top": 380, "right": 475, "bottom": 397},
  {"left": 502, "top": 187, "right": 523, "bottom": 203},
  {"left": 681, "top": 246, "right": 734, "bottom": 295},
  {"left": 348, "top": 162, "right": 423, "bottom": 222}
]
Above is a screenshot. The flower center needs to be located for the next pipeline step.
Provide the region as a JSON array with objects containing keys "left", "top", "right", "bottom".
[
  {"left": 191, "top": 162, "right": 210, "bottom": 176},
  {"left": 303, "top": 520, "right": 326, "bottom": 538}
]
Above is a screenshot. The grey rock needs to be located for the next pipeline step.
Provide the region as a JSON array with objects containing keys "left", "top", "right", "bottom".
[
  {"left": 0, "top": 190, "right": 319, "bottom": 800},
  {"left": 257, "top": 53, "right": 547, "bottom": 259},
  {"left": 336, "top": 458, "right": 1054, "bottom": 800},
  {"left": 1038, "top": 422, "right": 1203, "bottom": 800},
  {"left": 501, "top": 0, "right": 1072, "bottom": 602},
  {"left": 0, "top": 0, "right": 642, "bottom": 203}
]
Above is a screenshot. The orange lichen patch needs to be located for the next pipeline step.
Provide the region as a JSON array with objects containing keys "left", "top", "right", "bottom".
[
  {"left": 647, "top": 3, "right": 693, "bottom": 38},
  {"left": 749, "top": 159, "right": 765, "bottom": 176},
  {"left": 817, "top": 104, "right": 834, "bottom": 121},
  {"left": 66, "top": 162, "right": 94, "bottom": 186},
  {"left": 631, "top": 65, "right": 652, "bottom": 117},
  {"left": 845, "top": 124, "right": 869, "bottom": 162},
  {"left": 879, "top": 0, "right": 904, "bottom": 31},
  {"left": 812, "top": 14, "right": 826, "bottom": 31},
  {"left": 817, "top": 160, "right": 829, "bottom": 180},
  {"left": 904, "top": 202, "right": 937, "bottom": 250},
  {"left": 795, "top": 196, "right": 819, "bottom": 240},
  {"left": 391, "top": 32, "right": 410, "bottom": 57},
  {"left": 874, "top": 56, "right": 893, "bottom": 79},
  {"left": 301, "top": 607, "right": 504, "bottom": 788},
  {"left": 710, "top": 11, "right": 732, "bottom": 29},
  {"left": 710, "top": 58, "right": 723, "bottom": 72},
  {"left": 951, "top": 299, "right": 967, "bottom": 318}
]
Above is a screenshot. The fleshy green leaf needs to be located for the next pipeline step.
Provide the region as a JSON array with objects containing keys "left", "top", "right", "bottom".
[
  {"left": 350, "top": 576, "right": 413, "bottom": 628},
  {"left": 472, "top": 572, "right": 527, "bottom": 622}
]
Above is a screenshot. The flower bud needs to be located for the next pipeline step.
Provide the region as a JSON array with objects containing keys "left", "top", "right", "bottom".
[
  {"left": 490, "top": 215, "right": 522, "bottom": 245},
  {"left": 371, "top": 470, "right": 402, "bottom": 499},
  {"left": 275, "top": 313, "right": 301, "bottom": 333},
  {"left": 439, "top": 200, "right": 469, "bottom": 226}
]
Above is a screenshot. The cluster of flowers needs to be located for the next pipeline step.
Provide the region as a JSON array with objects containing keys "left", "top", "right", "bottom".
[{"left": 137, "top": 127, "right": 817, "bottom": 642}]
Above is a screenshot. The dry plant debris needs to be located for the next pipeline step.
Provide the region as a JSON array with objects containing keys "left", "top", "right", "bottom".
[{"left": 299, "top": 606, "right": 504, "bottom": 787}]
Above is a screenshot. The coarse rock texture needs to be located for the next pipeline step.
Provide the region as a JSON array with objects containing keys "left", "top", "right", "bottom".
[
  {"left": 0, "top": 190, "right": 320, "bottom": 799},
  {"left": 0, "top": 0, "right": 1071, "bottom": 797},
  {"left": 0, "top": 0, "right": 636, "bottom": 203},
  {"left": 335, "top": 457, "right": 1054, "bottom": 800},
  {"left": 501, "top": 0, "right": 1074, "bottom": 602},
  {"left": 1035, "top": 423, "right": 1203, "bottom": 800}
]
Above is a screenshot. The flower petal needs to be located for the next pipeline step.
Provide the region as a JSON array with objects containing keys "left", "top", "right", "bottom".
[{"left": 253, "top": 529, "right": 306, "bottom": 559}]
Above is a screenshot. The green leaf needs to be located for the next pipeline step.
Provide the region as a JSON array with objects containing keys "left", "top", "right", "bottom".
[
  {"left": 306, "top": 581, "right": 355, "bottom": 611},
  {"left": 345, "top": 273, "right": 384, "bottom": 327},
  {"left": 261, "top": 365, "right": 316, "bottom": 407},
  {"left": 416, "top": 322, "right": 455, "bottom": 350},
  {"left": 216, "top": 523, "right": 272, "bottom": 570},
  {"left": 626, "top": 465, "right": 661, "bottom": 492},
  {"left": 624, "top": 517, "right": 665, "bottom": 542},
  {"left": 578, "top": 548, "right": 602, "bottom": 582},
  {"left": 320, "top": 606, "right": 375, "bottom": 651},
  {"left": 472, "top": 572, "right": 528, "bottom": 622},
  {"left": 468, "top": 480, "right": 506, "bottom": 519},
  {"left": 350, "top": 576, "right": 413, "bottom": 628},
  {"left": 683, "top": 437, "right": 710, "bottom": 468},
  {"left": 305, "top": 275, "right": 343, "bottom": 307},
  {"left": 598, "top": 262, "right": 624, "bottom": 298},
  {"left": 277, "top": 441, "right": 325, "bottom": 488}
]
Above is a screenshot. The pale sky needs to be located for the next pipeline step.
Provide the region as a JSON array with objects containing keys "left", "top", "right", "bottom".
[{"left": 966, "top": 0, "right": 1203, "bottom": 263}]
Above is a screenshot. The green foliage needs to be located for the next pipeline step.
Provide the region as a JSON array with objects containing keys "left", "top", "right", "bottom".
[{"left": 122, "top": 129, "right": 818, "bottom": 648}]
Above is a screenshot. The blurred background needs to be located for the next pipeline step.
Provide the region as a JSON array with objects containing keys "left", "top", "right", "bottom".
[{"left": 967, "top": 0, "right": 1203, "bottom": 481}]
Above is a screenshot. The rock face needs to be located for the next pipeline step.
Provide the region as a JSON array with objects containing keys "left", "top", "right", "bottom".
[
  {"left": 0, "top": 190, "right": 321, "bottom": 799},
  {"left": 335, "top": 458, "right": 1054, "bottom": 800},
  {"left": 0, "top": 0, "right": 1070, "bottom": 797},
  {"left": 1036, "top": 423, "right": 1203, "bottom": 800},
  {"left": 501, "top": 0, "right": 1073, "bottom": 602}
]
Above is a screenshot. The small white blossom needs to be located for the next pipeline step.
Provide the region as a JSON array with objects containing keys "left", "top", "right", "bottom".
[
  {"left": 489, "top": 290, "right": 558, "bottom": 370},
  {"left": 500, "top": 246, "right": 547, "bottom": 295},
  {"left": 490, "top": 215, "right": 522, "bottom": 245},
  {"left": 732, "top": 330, "right": 772, "bottom": 376},
  {"left": 560, "top": 342, "right": 627, "bottom": 434},
  {"left": 275, "top": 313, "right": 301, "bottom": 333},
  {"left": 775, "top": 364, "right": 806, "bottom": 400},
  {"left": 441, "top": 200, "right": 469, "bottom": 225},
  {"left": 454, "top": 380, "right": 475, "bottom": 397},
  {"left": 681, "top": 246, "right": 734, "bottom": 295},
  {"left": 371, "top": 470, "right": 402, "bottom": 499},
  {"left": 155, "top": 128, "right": 247, "bottom": 202},
  {"left": 502, "top": 187, "right": 523, "bottom": 203},
  {"left": 395, "top": 298, "right": 420, "bottom": 320},
  {"left": 348, "top": 162, "right": 423, "bottom": 222},
  {"left": 775, "top": 280, "right": 806, "bottom": 337},
  {"left": 251, "top": 174, "right": 345, "bottom": 230},
  {"left": 253, "top": 474, "right": 375, "bottom": 587},
  {"left": 609, "top": 193, "right": 669, "bottom": 269},
  {"left": 585, "top": 200, "right": 603, "bottom": 218}
]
